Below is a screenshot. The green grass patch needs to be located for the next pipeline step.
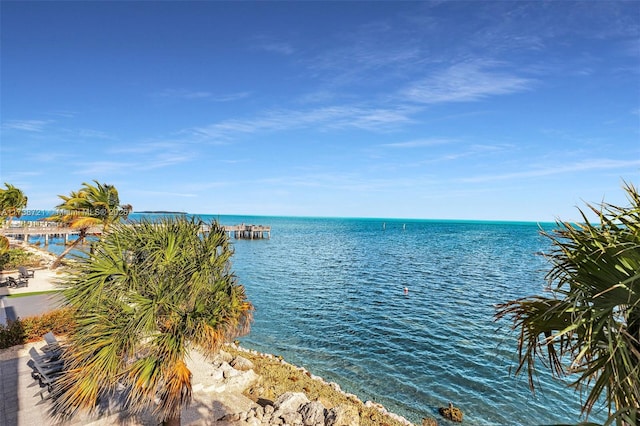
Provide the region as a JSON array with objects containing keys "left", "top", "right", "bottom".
[{"left": 5, "top": 289, "right": 63, "bottom": 298}]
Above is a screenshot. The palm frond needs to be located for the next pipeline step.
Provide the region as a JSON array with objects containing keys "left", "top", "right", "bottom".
[{"left": 496, "top": 182, "right": 640, "bottom": 424}]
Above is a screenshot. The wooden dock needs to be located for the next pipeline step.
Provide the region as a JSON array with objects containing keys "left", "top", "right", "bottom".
[
  {"left": 221, "top": 224, "right": 271, "bottom": 239},
  {"left": 0, "top": 223, "right": 102, "bottom": 244},
  {"left": 0, "top": 222, "right": 271, "bottom": 243}
]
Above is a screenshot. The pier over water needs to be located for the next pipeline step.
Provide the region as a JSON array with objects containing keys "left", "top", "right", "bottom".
[
  {"left": 219, "top": 224, "right": 271, "bottom": 240},
  {"left": 0, "top": 222, "right": 271, "bottom": 243}
]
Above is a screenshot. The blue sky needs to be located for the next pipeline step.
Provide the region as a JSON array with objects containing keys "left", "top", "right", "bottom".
[{"left": 1, "top": 1, "right": 638, "bottom": 222}]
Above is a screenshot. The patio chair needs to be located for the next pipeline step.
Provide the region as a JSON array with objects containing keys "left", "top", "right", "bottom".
[
  {"left": 41, "top": 332, "right": 63, "bottom": 354},
  {"left": 6, "top": 276, "right": 28, "bottom": 288},
  {"left": 18, "top": 266, "right": 35, "bottom": 279},
  {"left": 26, "top": 359, "right": 63, "bottom": 400},
  {"left": 29, "top": 347, "right": 64, "bottom": 367}
]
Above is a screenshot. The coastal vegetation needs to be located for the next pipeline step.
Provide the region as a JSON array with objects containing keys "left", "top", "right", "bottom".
[
  {"left": 0, "top": 236, "right": 41, "bottom": 270},
  {"left": 0, "top": 307, "right": 75, "bottom": 349},
  {"left": 48, "top": 180, "right": 131, "bottom": 268},
  {"left": 0, "top": 182, "right": 28, "bottom": 226},
  {"left": 50, "top": 216, "right": 253, "bottom": 426},
  {"left": 497, "top": 182, "right": 640, "bottom": 426}
]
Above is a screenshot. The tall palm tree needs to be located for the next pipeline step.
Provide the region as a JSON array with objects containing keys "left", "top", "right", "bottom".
[
  {"left": 51, "top": 216, "right": 253, "bottom": 426},
  {"left": 49, "top": 180, "right": 130, "bottom": 268},
  {"left": 496, "top": 182, "right": 639, "bottom": 425},
  {"left": 0, "top": 183, "right": 28, "bottom": 227}
]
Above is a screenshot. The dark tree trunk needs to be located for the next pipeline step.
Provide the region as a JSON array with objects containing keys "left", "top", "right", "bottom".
[{"left": 50, "top": 230, "right": 86, "bottom": 269}]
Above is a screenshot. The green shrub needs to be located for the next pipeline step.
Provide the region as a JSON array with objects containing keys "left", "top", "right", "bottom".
[
  {"left": 0, "top": 319, "right": 26, "bottom": 348},
  {"left": 1, "top": 248, "right": 40, "bottom": 270},
  {"left": 0, "top": 307, "right": 76, "bottom": 349}
]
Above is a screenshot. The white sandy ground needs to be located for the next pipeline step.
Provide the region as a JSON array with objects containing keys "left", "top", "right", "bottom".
[
  {"left": 0, "top": 268, "right": 68, "bottom": 294},
  {"left": 1, "top": 240, "right": 66, "bottom": 294}
]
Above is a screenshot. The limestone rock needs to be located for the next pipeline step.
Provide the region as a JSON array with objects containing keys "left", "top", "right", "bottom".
[
  {"left": 274, "top": 391, "right": 310, "bottom": 414},
  {"left": 281, "top": 411, "right": 304, "bottom": 425},
  {"left": 217, "top": 349, "right": 234, "bottom": 364},
  {"left": 438, "top": 402, "right": 463, "bottom": 423},
  {"left": 231, "top": 355, "right": 254, "bottom": 371},
  {"left": 221, "top": 362, "right": 241, "bottom": 379},
  {"left": 299, "top": 400, "right": 326, "bottom": 426},
  {"left": 224, "top": 369, "right": 259, "bottom": 394},
  {"left": 325, "top": 405, "right": 359, "bottom": 426}
]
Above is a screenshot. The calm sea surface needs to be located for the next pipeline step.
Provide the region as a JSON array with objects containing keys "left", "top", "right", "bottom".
[{"left": 25, "top": 214, "right": 607, "bottom": 425}]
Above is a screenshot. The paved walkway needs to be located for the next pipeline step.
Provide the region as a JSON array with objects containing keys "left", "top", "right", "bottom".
[
  {"left": 0, "top": 342, "right": 258, "bottom": 426},
  {"left": 0, "top": 269, "right": 68, "bottom": 325}
]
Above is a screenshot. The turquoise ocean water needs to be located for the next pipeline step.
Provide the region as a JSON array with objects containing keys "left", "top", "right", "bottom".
[{"left": 23, "top": 213, "right": 607, "bottom": 425}]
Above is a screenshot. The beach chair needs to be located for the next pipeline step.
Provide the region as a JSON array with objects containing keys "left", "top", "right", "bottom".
[
  {"left": 18, "top": 266, "right": 35, "bottom": 279},
  {"left": 29, "top": 347, "right": 64, "bottom": 367},
  {"left": 26, "top": 359, "right": 63, "bottom": 400},
  {"left": 6, "top": 276, "right": 28, "bottom": 288},
  {"left": 41, "top": 332, "right": 63, "bottom": 354}
]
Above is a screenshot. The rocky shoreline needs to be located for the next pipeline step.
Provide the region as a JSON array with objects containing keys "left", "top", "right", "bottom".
[{"left": 220, "top": 343, "right": 425, "bottom": 426}]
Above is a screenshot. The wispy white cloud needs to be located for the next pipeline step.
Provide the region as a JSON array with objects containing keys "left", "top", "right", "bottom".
[
  {"left": 249, "top": 34, "right": 296, "bottom": 56},
  {"left": 108, "top": 141, "right": 188, "bottom": 155},
  {"left": 76, "top": 129, "right": 113, "bottom": 139},
  {"left": 71, "top": 149, "right": 194, "bottom": 175},
  {"left": 188, "top": 105, "right": 417, "bottom": 141},
  {"left": 73, "top": 161, "right": 136, "bottom": 176},
  {"left": 210, "top": 92, "right": 251, "bottom": 102},
  {"left": 259, "top": 42, "right": 295, "bottom": 55},
  {"left": 2, "top": 119, "right": 53, "bottom": 132},
  {"left": 402, "top": 61, "right": 533, "bottom": 104},
  {"left": 381, "top": 138, "right": 454, "bottom": 148},
  {"left": 139, "top": 153, "right": 194, "bottom": 170},
  {"left": 155, "top": 89, "right": 250, "bottom": 102},
  {"left": 129, "top": 190, "right": 197, "bottom": 198},
  {"left": 28, "top": 152, "right": 77, "bottom": 163},
  {"left": 156, "top": 89, "right": 212, "bottom": 99},
  {"left": 46, "top": 110, "right": 76, "bottom": 118},
  {"left": 460, "top": 159, "right": 640, "bottom": 183}
]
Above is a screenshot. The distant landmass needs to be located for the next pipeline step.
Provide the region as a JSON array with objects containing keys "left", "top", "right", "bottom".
[{"left": 135, "top": 211, "right": 188, "bottom": 214}]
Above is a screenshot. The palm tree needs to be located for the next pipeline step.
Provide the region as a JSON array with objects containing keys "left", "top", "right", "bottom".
[
  {"left": 496, "top": 182, "right": 639, "bottom": 425},
  {"left": 51, "top": 216, "right": 253, "bottom": 425},
  {"left": 49, "top": 181, "right": 130, "bottom": 268},
  {"left": 0, "top": 183, "right": 28, "bottom": 227}
]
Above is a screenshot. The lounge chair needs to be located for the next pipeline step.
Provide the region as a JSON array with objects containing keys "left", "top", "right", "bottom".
[
  {"left": 18, "top": 266, "right": 35, "bottom": 279},
  {"left": 41, "top": 332, "right": 63, "bottom": 354},
  {"left": 26, "top": 359, "right": 63, "bottom": 400},
  {"left": 29, "top": 347, "right": 64, "bottom": 367},
  {"left": 6, "top": 276, "right": 28, "bottom": 288}
]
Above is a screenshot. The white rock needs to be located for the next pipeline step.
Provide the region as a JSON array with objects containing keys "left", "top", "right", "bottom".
[
  {"left": 221, "top": 362, "right": 241, "bottom": 379},
  {"left": 224, "top": 369, "right": 259, "bottom": 394},
  {"left": 231, "top": 355, "right": 255, "bottom": 371},
  {"left": 274, "top": 392, "right": 310, "bottom": 414},
  {"left": 281, "top": 411, "right": 303, "bottom": 425},
  {"left": 298, "top": 401, "right": 326, "bottom": 426}
]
